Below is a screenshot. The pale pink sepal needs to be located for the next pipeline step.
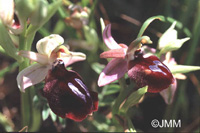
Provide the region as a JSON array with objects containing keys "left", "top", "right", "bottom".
[
  {"left": 98, "top": 58, "right": 127, "bottom": 87},
  {"left": 19, "top": 50, "right": 49, "bottom": 65},
  {"left": 160, "top": 79, "right": 177, "bottom": 104},
  {"left": 100, "top": 48, "right": 127, "bottom": 59},
  {"left": 17, "top": 63, "right": 50, "bottom": 92},
  {"left": 59, "top": 51, "right": 86, "bottom": 67},
  {"left": 103, "top": 24, "right": 122, "bottom": 49}
]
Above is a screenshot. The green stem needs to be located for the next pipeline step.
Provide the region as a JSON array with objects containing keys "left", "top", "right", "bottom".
[
  {"left": 18, "top": 1, "right": 62, "bottom": 131},
  {"left": 125, "top": 114, "right": 136, "bottom": 132},
  {"left": 112, "top": 78, "right": 130, "bottom": 115},
  {"left": 18, "top": 24, "right": 41, "bottom": 131},
  {"left": 18, "top": 22, "right": 31, "bottom": 128},
  {"left": 137, "top": 15, "right": 192, "bottom": 38}
]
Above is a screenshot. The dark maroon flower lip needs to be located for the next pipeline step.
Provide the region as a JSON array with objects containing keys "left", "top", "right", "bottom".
[
  {"left": 128, "top": 52, "right": 175, "bottom": 93},
  {"left": 43, "top": 60, "right": 98, "bottom": 121}
]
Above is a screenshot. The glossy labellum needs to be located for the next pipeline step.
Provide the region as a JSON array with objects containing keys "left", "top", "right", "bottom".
[
  {"left": 43, "top": 60, "right": 98, "bottom": 121},
  {"left": 128, "top": 51, "right": 175, "bottom": 93}
]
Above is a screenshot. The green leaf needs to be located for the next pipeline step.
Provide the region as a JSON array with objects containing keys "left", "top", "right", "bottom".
[
  {"left": 50, "top": 110, "right": 57, "bottom": 122},
  {"left": 120, "top": 86, "right": 148, "bottom": 113},
  {"left": 58, "top": 117, "right": 66, "bottom": 127},
  {"left": 91, "top": 62, "right": 105, "bottom": 74},
  {"left": 103, "top": 84, "right": 120, "bottom": 96},
  {"left": 29, "top": 0, "right": 48, "bottom": 26},
  {"left": 99, "top": 96, "right": 115, "bottom": 107},
  {"left": 137, "top": 16, "right": 164, "bottom": 37},
  {"left": 0, "top": 45, "right": 5, "bottom": 54},
  {"left": 137, "top": 15, "right": 192, "bottom": 38},
  {"left": 125, "top": 115, "right": 137, "bottom": 132},
  {"left": 26, "top": 0, "right": 62, "bottom": 36},
  {"left": 0, "top": 20, "right": 23, "bottom": 62},
  {"left": 169, "top": 65, "right": 200, "bottom": 74},
  {"left": 81, "top": 0, "right": 90, "bottom": 6},
  {"left": 42, "top": 105, "right": 50, "bottom": 121}
]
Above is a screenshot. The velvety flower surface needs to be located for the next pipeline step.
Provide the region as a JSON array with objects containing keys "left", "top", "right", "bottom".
[
  {"left": 128, "top": 50, "right": 175, "bottom": 93},
  {"left": 98, "top": 24, "right": 175, "bottom": 93},
  {"left": 17, "top": 34, "right": 86, "bottom": 92},
  {"left": 44, "top": 60, "right": 98, "bottom": 121}
]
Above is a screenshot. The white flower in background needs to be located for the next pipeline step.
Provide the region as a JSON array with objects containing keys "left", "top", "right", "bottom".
[
  {"left": 17, "top": 34, "right": 86, "bottom": 92},
  {"left": 0, "top": 0, "right": 14, "bottom": 26},
  {"left": 158, "top": 22, "right": 190, "bottom": 54}
]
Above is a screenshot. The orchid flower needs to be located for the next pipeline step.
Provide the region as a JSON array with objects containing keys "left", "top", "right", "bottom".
[
  {"left": 98, "top": 24, "right": 175, "bottom": 93},
  {"left": 0, "top": 0, "right": 25, "bottom": 34},
  {"left": 43, "top": 59, "right": 98, "bottom": 121},
  {"left": 17, "top": 34, "right": 98, "bottom": 121},
  {"left": 158, "top": 22, "right": 190, "bottom": 55},
  {"left": 97, "top": 24, "right": 128, "bottom": 87},
  {"left": 141, "top": 46, "right": 196, "bottom": 104},
  {"left": 98, "top": 24, "right": 149, "bottom": 86},
  {"left": 17, "top": 34, "right": 86, "bottom": 92},
  {"left": 160, "top": 52, "right": 186, "bottom": 104},
  {"left": 65, "top": 5, "right": 90, "bottom": 29}
]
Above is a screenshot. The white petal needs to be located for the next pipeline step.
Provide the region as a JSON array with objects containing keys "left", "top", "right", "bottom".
[
  {"left": 36, "top": 34, "right": 64, "bottom": 56},
  {"left": 158, "top": 22, "right": 178, "bottom": 49},
  {"left": 59, "top": 51, "right": 86, "bottom": 66},
  {"left": 160, "top": 79, "right": 177, "bottom": 104},
  {"left": 0, "top": 0, "right": 14, "bottom": 26},
  {"left": 17, "top": 63, "right": 50, "bottom": 92},
  {"left": 19, "top": 50, "right": 49, "bottom": 65}
]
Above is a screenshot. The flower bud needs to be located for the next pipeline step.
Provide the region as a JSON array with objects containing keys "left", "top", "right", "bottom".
[
  {"left": 15, "top": 0, "right": 37, "bottom": 20},
  {"left": 65, "top": 5, "right": 90, "bottom": 29}
]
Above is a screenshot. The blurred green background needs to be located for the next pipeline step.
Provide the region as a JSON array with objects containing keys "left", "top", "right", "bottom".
[{"left": 0, "top": 0, "right": 199, "bottom": 132}]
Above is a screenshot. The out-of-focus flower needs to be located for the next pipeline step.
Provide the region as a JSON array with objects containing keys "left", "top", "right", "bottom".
[
  {"left": 0, "top": 0, "right": 24, "bottom": 34},
  {"left": 158, "top": 22, "right": 190, "bottom": 54},
  {"left": 17, "top": 34, "right": 86, "bottom": 92},
  {"left": 43, "top": 59, "right": 98, "bottom": 121},
  {"left": 0, "top": 0, "right": 14, "bottom": 26},
  {"left": 98, "top": 24, "right": 174, "bottom": 93},
  {"left": 65, "top": 5, "right": 90, "bottom": 29},
  {"left": 160, "top": 52, "right": 186, "bottom": 104}
]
